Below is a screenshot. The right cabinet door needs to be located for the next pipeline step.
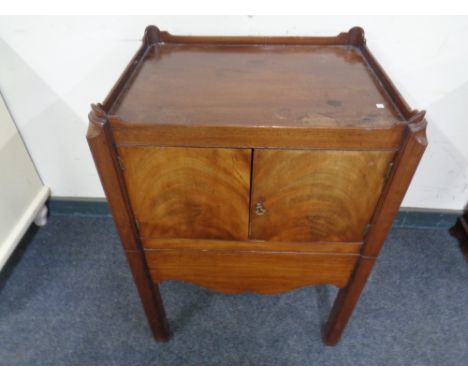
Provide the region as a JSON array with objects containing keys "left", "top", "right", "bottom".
[{"left": 250, "top": 149, "right": 395, "bottom": 242}]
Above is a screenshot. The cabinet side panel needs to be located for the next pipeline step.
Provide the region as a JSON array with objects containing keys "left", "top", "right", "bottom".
[
  {"left": 363, "top": 122, "right": 428, "bottom": 257},
  {"left": 87, "top": 120, "right": 140, "bottom": 251},
  {"left": 87, "top": 114, "right": 170, "bottom": 342}
]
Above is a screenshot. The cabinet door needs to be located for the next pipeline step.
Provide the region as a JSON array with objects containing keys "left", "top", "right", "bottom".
[
  {"left": 118, "top": 146, "right": 251, "bottom": 240},
  {"left": 250, "top": 149, "right": 394, "bottom": 242}
]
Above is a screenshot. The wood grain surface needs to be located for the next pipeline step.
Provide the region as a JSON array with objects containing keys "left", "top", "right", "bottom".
[
  {"left": 109, "top": 44, "right": 402, "bottom": 128},
  {"left": 250, "top": 149, "right": 395, "bottom": 242},
  {"left": 145, "top": 250, "right": 359, "bottom": 293},
  {"left": 140, "top": 238, "right": 362, "bottom": 254},
  {"left": 111, "top": 121, "right": 405, "bottom": 150},
  {"left": 118, "top": 146, "right": 252, "bottom": 240}
]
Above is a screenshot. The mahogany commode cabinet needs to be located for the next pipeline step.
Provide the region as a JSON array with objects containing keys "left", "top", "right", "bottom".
[{"left": 87, "top": 26, "right": 427, "bottom": 345}]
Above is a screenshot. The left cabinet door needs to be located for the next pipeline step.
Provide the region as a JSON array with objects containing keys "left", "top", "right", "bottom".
[{"left": 118, "top": 146, "right": 252, "bottom": 240}]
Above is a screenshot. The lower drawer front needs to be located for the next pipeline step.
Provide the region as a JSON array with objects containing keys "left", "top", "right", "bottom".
[{"left": 144, "top": 250, "right": 358, "bottom": 294}]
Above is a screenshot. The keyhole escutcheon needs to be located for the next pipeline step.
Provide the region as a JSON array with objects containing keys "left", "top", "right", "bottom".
[{"left": 255, "top": 201, "right": 266, "bottom": 216}]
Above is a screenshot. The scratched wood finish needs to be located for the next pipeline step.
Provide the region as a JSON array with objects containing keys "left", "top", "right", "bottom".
[
  {"left": 141, "top": 238, "right": 362, "bottom": 254},
  {"left": 110, "top": 44, "right": 402, "bottom": 129},
  {"left": 145, "top": 250, "right": 359, "bottom": 293},
  {"left": 118, "top": 146, "right": 252, "bottom": 240},
  {"left": 250, "top": 150, "right": 395, "bottom": 242}
]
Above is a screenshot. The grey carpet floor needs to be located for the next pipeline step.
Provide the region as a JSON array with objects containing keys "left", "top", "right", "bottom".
[{"left": 0, "top": 215, "right": 467, "bottom": 365}]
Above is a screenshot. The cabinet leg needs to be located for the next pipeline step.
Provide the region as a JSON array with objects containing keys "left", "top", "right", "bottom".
[
  {"left": 150, "top": 283, "right": 171, "bottom": 342},
  {"left": 87, "top": 109, "right": 170, "bottom": 342},
  {"left": 322, "top": 257, "right": 376, "bottom": 346},
  {"left": 125, "top": 250, "right": 171, "bottom": 342},
  {"left": 449, "top": 214, "right": 468, "bottom": 261}
]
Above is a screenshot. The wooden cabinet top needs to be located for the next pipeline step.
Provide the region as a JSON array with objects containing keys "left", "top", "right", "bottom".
[
  {"left": 90, "top": 26, "right": 426, "bottom": 150},
  {"left": 98, "top": 26, "right": 420, "bottom": 131},
  {"left": 110, "top": 42, "right": 402, "bottom": 128}
]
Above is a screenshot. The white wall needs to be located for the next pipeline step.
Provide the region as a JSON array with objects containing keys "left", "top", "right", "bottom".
[{"left": 0, "top": 16, "right": 467, "bottom": 210}]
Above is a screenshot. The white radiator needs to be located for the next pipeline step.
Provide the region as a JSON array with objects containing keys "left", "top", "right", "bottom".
[{"left": 0, "top": 93, "right": 49, "bottom": 270}]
